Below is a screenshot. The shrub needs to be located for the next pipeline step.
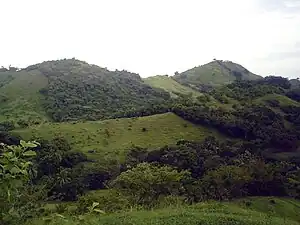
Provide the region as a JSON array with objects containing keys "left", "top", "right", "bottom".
[{"left": 111, "top": 163, "right": 190, "bottom": 205}]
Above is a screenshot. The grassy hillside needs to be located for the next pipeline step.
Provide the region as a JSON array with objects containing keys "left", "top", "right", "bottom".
[
  {"left": 174, "top": 60, "right": 261, "bottom": 90},
  {"left": 29, "top": 197, "right": 300, "bottom": 225},
  {"left": 144, "top": 75, "right": 202, "bottom": 98},
  {"left": 13, "top": 113, "right": 222, "bottom": 161},
  {"left": 0, "top": 70, "right": 49, "bottom": 122},
  {"left": 255, "top": 94, "right": 300, "bottom": 107}
]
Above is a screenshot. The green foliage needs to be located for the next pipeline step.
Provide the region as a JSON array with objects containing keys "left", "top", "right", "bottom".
[
  {"left": 0, "top": 140, "right": 41, "bottom": 224},
  {"left": 200, "top": 165, "right": 252, "bottom": 200},
  {"left": 112, "top": 163, "right": 190, "bottom": 205},
  {"left": 77, "top": 189, "right": 130, "bottom": 213},
  {"left": 0, "top": 120, "right": 15, "bottom": 131},
  {"left": 27, "top": 59, "right": 170, "bottom": 121}
]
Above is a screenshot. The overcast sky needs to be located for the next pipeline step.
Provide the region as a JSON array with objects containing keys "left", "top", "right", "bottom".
[{"left": 0, "top": 0, "right": 300, "bottom": 78}]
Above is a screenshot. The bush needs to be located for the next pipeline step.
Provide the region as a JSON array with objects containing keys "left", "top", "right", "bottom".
[
  {"left": 77, "top": 189, "right": 130, "bottom": 213},
  {"left": 0, "top": 120, "right": 15, "bottom": 131},
  {"left": 111, "top": 163, "right": 190, "bottom": 205}
]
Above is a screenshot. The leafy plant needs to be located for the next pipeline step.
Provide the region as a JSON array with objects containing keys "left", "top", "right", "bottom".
[{"left": 0, "top": 140, "right": 39, "bottom": 224}]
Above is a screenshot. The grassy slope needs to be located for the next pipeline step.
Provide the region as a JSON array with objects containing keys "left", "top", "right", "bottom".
[
  {"left": 13, "top": 113, "right": 222, "bottom": 160},
  {"left": 0, "top": 70, "right": 48, "bottom": 122},
  {"left": 255, "top": 94, "right": 300, "bottom": 107},
  {"left": 174, "top": 60, "right": 261, "bottom": 88},
  {"left": 30, "top": 197, "right": 300, "bottom": 225},
  {"left": 144, "top": 75, "right": 202, "bottom": 98}
]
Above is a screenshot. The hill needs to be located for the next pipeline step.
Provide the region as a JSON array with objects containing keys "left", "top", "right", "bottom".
[
  {"left": 29, "top": 197, "right": 300, "bottom": 225},
  {"left": 12, "top": 112, "right": 222, "bottom": 162},
  {"left": 143, "top": 75, "right": 202, "bottom": 98},
  {"left": 0, "top": 59, "right": 170, "bottom": 123},
  {"left": 173, "top": 60, "right": 261, "bottom": 90}
]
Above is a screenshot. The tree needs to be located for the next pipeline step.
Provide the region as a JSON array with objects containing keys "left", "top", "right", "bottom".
[
  {"left": 112, "top": 163, "right": 190, "bottom": 205},
  {"left": 200, "top": 165, "right": 252, "bottom": 200}
]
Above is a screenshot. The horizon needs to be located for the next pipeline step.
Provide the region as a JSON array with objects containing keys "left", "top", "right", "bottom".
[{"left": 1, "top": 0, "right": 300, "bottom": 78}]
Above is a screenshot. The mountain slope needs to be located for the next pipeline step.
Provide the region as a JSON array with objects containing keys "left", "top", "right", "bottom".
[
  {"left": 174, "top": 60, "right": 262, "bottom": 90},
  {"left": 0, "top": 70, "right": 49, "bottom": 123},
  {"left": 0, "top": 59, "right": 171, "bottom": 123},
  {"left": 13, "top": 112, "right": 222, "bottom": 162},
  {"left": 28, "top": 59, "right": 170, "bottom": 121},
  {"left": 144, "top": 75, "right": 202, "bottom": 98}
]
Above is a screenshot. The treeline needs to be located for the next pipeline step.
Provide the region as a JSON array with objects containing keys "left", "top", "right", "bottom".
[{"left": 119, "top": 137, "right": 300, "bottom": 203}]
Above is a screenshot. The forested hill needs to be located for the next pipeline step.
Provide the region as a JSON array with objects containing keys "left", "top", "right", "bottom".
[
  {"left": 0, "top": 59, "right": 170, "bottom": 123},
  {"left": 173, "top": 60, "right": 262, "bottom": 91}
]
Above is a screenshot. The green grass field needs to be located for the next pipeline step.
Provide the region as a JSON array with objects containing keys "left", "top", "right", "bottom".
[
  {"left": 29, "top": 197, "right": 300, "bottom": 225},
  {"left": 13, "top": 113, "right": 222, "bottom": 160},
  {"left": 144, "top": 75, "right": 202, "bottom": 98}
]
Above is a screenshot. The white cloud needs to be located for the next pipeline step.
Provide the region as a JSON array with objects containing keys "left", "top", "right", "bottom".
[{"left": 0, "top": 0, "right": 299, "bottom": 78}]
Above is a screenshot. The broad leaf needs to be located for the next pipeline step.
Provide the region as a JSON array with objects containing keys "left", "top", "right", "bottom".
[
  {"left": 23, "top": 150, "right": 37, "bottom": 157},
  {"left": 93, "top": 209, "right": 105, "bottom": 214}
]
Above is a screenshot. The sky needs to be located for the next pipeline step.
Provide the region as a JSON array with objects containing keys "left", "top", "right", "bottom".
[{"left": 0, "top": 0, "right": 300, "bottom": 78}]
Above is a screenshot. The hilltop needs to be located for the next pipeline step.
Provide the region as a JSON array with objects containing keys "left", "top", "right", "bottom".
[{"left": 173, "top": 60, "right": 261, "bottom": 91}]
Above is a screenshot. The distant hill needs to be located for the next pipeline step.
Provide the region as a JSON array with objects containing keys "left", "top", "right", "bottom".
[
  {"left": 173, "top": 60, "right": 262, "bottom": 91},
  {"left": 290, "top": 78, "right": 300, "bottom": 89},
  {"left": 143, "top": 75, "right": 202, "bottom": 98}
]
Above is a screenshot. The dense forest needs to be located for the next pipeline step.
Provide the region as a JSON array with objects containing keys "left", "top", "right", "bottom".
[
  {"left": 27, "top": 59, "right": 170, "bottom": 121},
  {"left": 1, "top": 60, "right": 300, "bottom": 225}
]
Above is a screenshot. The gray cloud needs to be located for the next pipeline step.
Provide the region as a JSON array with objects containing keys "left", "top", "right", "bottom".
[{"left": 258, "top": 0, "right": 300, "bottom": 13}]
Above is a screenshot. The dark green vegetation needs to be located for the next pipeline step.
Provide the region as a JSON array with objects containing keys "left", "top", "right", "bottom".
[
  {"left": 27, "top": 59, "right": 170, "bottom": 122},
  {"left": 174, "top": 60, "right": 261, "bottom": 91},
  {"left": 0, "top": 59, "right": 169, "bottom": 123},
  {"left": 1, "top": 59, "right": 300, "bottom": 225}
]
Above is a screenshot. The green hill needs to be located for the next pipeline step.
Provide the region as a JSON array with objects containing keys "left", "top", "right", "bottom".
[
  {"left": 0, "top": 59, "right": 171, "bottom": 123},
  {"left": 29, "top": 197, "right": 300, "bottom": 225},
  {"left": 144, "top": 75, "right": 202, "bottom": 98},
  {"left": 174, "top": 60, "right": 262, "bottom": 90},
  {"left": 13, "top": 112, "right": 222, "bottom": 161}
]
